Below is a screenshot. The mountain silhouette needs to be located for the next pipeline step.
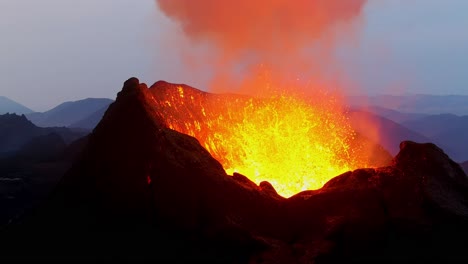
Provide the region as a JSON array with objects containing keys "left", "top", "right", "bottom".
[
  {"left": 365, "top": 105, "right": 429, "bottom": 123},
  {"left": 347, "top": 104, "right": 468, "bottom": 161},
  {"left": 347, "top": 109, "right": 434, "bottom": 156},
  {"left": 349, "top": 106, "right": 468, "bottom": 162},
  {"left": 402, "top": 113, "right": 467, "bottom": 138},
  {"left": 0, "top": 113, "right": 86, "bottom": 156},
  {"left": 4, "top": 78, "right": 468, "bottom": 262},
  {"left": 0, "top": 96, "right": 34, "bottom": 115},
  {"left": 69, "top": 105, "right": 109, "bottom": 130},
  {"left": 402, "top": 114, "right": 468, "bottom": 162},
  {"left": 26, "top": 98, "right": 113, "bottom": 127},
  {"left": 348, "top": 94, "right": 468, "bottom": 116}
]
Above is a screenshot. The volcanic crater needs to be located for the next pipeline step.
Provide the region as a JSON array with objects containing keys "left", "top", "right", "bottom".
[{"left": 148, "top": 79, "right": 392, "bottom": 197}]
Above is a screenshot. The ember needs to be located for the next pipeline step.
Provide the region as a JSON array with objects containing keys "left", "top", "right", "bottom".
[{"left": 151, "top": 82, "right": 374, "bottom": 197}]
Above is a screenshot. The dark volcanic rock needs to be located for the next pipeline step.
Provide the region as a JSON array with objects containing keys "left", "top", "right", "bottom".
[
  {"left": 462, "top": 161, "right": 468, "bottom": 175},
  {"left": 0, "top": 135, "right": 84, "bottom": 229},
  {"left": 3, "top": 78, "right": 468, "bottom": 263}
]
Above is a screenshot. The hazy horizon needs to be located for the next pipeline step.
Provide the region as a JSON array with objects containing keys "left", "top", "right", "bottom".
[{"left": 1, "top": 0, "right": 468, "bottom": 111}]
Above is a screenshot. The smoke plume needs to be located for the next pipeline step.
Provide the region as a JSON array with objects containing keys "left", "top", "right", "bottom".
[{"left": 155, "top": 0, "right": 367, "bottom": 94}]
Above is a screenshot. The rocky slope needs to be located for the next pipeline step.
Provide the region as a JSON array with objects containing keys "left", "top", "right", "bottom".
[
  {"left": 3, "top": 78, "right": 468, "bottom": 263},
  {"left": 462, "top": 161, "right": 468, "bottom": 175}
]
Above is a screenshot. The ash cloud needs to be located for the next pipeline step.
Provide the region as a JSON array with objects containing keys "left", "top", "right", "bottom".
[{"left": 155, "top": 0, "right": 367, "bottom": 94}]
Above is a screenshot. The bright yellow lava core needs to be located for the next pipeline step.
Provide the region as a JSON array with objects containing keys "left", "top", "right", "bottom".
[{"left": 152, "top": 85, "right": 367, "bottom": 197}]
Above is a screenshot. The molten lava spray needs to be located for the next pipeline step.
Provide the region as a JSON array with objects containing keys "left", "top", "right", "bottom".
[{"left": 154, "top": 0, "right": 376, "bottom": 197}]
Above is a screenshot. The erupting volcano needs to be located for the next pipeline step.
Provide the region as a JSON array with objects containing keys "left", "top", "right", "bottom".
[
  {"left": 148, "top": 0, "right": 385, "bottom": 197},
  {"left": 5, "top": 78, "right": 468, "bottom": 263},
  {"left": 150, "top": 81, "right": 389, "bottom": 197},
  {"left": 2, "top": 0, "right": 468, "bottom": 262},
  {"left": 150, "top": 0, "right": 385, "bottom": 197}
]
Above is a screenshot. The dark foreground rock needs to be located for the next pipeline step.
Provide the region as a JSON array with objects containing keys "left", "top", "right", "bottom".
[
  {"left": 2, "top": 78, "right": 468, "bottom": 263},
  {"left": 462, "top": 161, "right": 468, "bottom": 175}
]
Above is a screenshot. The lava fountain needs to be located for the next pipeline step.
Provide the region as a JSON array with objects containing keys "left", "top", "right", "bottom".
[
  {"left": 152, "top": 0, "right": 376, "bottom": 197},
  {"left": 150, "top": 82, "right": 382, "bottom": 197}
]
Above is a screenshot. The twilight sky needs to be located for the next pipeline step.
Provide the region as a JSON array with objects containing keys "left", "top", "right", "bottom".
[{"left": 0, "top": 0, "right": 467, "bottom": 111}]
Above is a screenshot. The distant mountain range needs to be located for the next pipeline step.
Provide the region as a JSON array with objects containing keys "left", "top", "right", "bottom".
[
  {"left": 0, "top": 96, "right": 113, "bottom": 129},
  {"left": 2, "top": 92, "right": 467, "bottom": 162},
  {"left": 401, "top": 114, "right": 468, "bottom": 161},
  {"left": 69, "top": 105, "right": 109, "bottom": 129},
  {"left": 364, "top": 106, "right": 429, "bottom": 123},
  {"left": 348, "top": 94, "right": 468, "bottom": 116},
  {"left": 402, "top": 114, "right": 468, "bottom": 138},
  {"left": 0, "top": 96, "right": 34, "bottom": 115},
  {"left": 348, "top": 95, "right": 468, "bottom": 162},
  {"left": 354, "top": 107, "right": 468, "bottom": 162},
  {"left": 26, "top": 98, "right": 113, "bottom": 128},
  {"left": 347, "top": 109, "right": 433, "bottom": 156},
  {"left": 0, "top": 113, "right": 87, "bottom": 156}
]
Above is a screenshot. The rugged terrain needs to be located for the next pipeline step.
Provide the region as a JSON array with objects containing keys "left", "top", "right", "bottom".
[{"left": 1, "top": 78, "right": 468, "bottom": 263}]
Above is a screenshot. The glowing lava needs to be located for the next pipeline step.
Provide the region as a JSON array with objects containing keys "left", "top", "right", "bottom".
[{"left": 151, "top": 83, "right": 370, "bottom": 197}]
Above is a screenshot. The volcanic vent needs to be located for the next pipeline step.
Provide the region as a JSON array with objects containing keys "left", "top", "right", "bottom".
[{"left": 149, "top": 80, "right": 390, "bottom": 197}]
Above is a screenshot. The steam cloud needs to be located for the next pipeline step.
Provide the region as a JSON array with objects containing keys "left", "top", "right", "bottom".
[{"left": 155, "top": 0, "right": 367, "bottom": 94}]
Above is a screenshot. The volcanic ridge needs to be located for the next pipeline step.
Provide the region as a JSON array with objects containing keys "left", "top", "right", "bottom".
[{"left": 3, "top": 78, "right": 468, "bottom": 263}]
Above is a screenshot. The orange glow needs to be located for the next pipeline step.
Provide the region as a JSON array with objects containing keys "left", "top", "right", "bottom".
[
  {"left": 155, "top": 0, "right": 368, "bottom": 95},
  {"left": 152, "top": 1, "right": 382, "bottom": 197},
  {"left": 151, "top": 83, "right": 375, "bottom": 197}
]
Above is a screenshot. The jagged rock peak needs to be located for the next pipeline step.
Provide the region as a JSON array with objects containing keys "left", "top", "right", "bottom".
[
  {"left": 118, "top": 77, "right": 148, "bottom": 98},
  {"left": 0, "top": 112, "right": 35, "bottom": 128},
  {"left": 395, "top": 140, "right": 467, "bottom": 181}
]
